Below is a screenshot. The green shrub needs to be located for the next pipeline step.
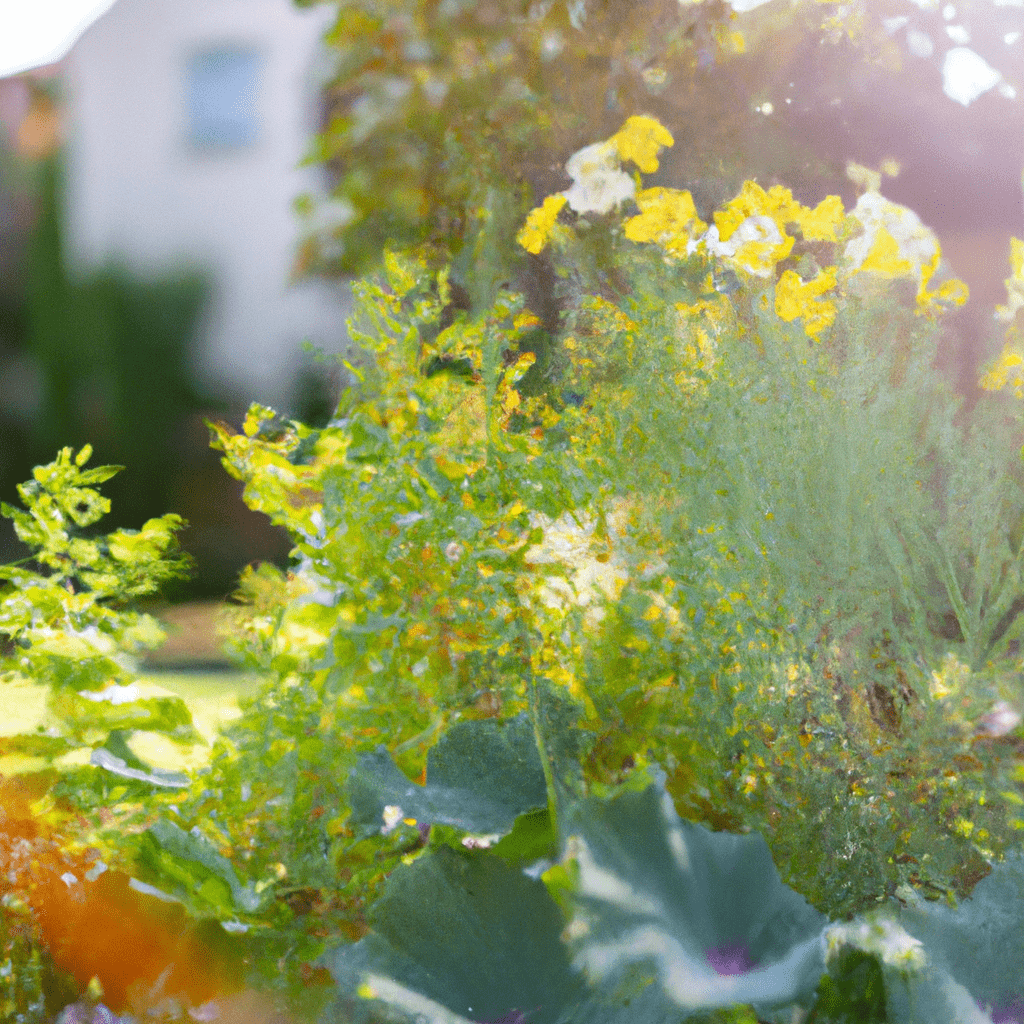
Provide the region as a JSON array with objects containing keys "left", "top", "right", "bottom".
[{"left": 7, "top": 108, "right": 1024, "bottom": 1024}]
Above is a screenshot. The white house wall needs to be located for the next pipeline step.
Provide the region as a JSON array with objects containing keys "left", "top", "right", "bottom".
[{"left": 63, "top": 0, "right": 349, "bottom": 411}]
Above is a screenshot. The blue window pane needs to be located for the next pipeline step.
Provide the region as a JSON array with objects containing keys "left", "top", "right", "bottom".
[{"left": 187, "top": 48, "right": 262, "bottom": 148}]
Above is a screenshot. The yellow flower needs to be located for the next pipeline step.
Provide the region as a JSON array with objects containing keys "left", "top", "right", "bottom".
[
  {"left": 674, "top": 296, "right": 730, "bottom": 385},
  {"left": 952, "top": 817, "right": 974, "bottom": 838},
  {"left": 713, "top": 181, "right": 812, "bottom": 241},
  {"left": 712, "top": 22, "right": 747, "bottom": 53},
  {"left": 915, "top": 249, "right": 969, "bottom": 316},
  {"left": 979, "top": 344, "right": 1024, "bottom": 397},
  {"left": 706, "top": 180, "right": 844, "bottom": 277},
  {"left": 623, "top": 187, "right": 706, "bottom": 256},
  {"left": 705, "top": 215, "right": 794, "bottom": 277},
  {"left": 517, "top": 194, "right": 567, "bottom": 254},
  {"left": 844, "top": 192, "right": 937, "bottom": 281},
  {"left": 792, "top": 195, "right": 846, "bottom": 243},
  {"left": 856, "top": 226, "right": 915, "bottom": 278},
  {"left": 996, "top": 236, "right": 1024, "bottom": 322},
  {"left": 676, "top": 294, "right": 734, "bottom": 335},
  {"left": 846, "top": 161, "right": 882, "bottom": 195},
  {"left": 774, "top": 267, "right": 839, "bottom": 338},
  {"left": 609, "top": 115, "right": 674, "bottom": 174}
]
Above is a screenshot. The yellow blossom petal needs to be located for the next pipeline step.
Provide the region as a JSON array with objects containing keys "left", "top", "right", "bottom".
[
  {"left": 792, "top": 195, "right": 846, "bottom": 242},
  {"left": 623, "top": 187, "right": 706, "bottom": 256},
  {"left": 774, "top": 267, "right": 839, "bottom": 338},
  {"left": 732, "top": 232, "right": 795, "bottom": 276},
  {"left": 915, "top": 249, "right": 969, "bottom": 316},
  {"left": 996, "top": 237, "right": 1024, "bottom": 322},
  {"left": 517, "top": 194, "right": 567, "bottom": 254},
  {"left": 714, "top": 180, "right": 770, "bottom": 241},
  {"left": 609, "top": 115, "right": 674, "bottom": 174},
  {"left": 714, "top": 181, "right": 805, "bottom": 242},
  {"left": 856, "top": 226, "right": 915, "bottom": 278},
  {"left": 979, "top": 344, "right": 1024, "bottom": 396}
]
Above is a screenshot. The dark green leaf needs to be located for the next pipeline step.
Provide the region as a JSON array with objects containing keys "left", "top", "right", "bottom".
[
  {"left": 321, "top": 846, "right": 583, "bottom": 1024},
  {"left": 347, "top": 714, "right": 547, "bottom": 838}
]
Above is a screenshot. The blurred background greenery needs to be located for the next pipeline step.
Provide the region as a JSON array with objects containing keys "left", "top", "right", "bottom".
[{"left": 3, "top": 0, "right": 1023, "bottom": 599}]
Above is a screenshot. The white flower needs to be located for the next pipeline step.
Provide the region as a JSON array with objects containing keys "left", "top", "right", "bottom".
[
  {"left": 702, "top": 215, "right": 785, "bottom": 277},
  {"left": 844, "top": 191, "right": 939, "bottom": 278},
  {"left": 562, "top": 141, "right": 635, "bottom": 215},
  {"left": 826, "top": 916, "right": 926, "bottom": 970},
  {"left": 526, "top": 505, "right": 632, "bottom": 623},
  {"left": 976, "top": 700, "right": 1022, "bottom": 738}
]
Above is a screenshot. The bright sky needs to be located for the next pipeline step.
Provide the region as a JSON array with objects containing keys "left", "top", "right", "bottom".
[{"left": 0, "top": 0, "right": 116, "bottom": 78}]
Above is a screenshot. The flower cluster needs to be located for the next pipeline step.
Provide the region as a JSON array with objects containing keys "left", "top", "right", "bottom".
[
  {"left": 979, "top": 344, "right": 1024, "bottom": 397},
  {"left": 519, "top": 117, "right": 970, "bottom": 340},
  {"left": 516, "top": 115, "right": 675, "bottom": 253}
]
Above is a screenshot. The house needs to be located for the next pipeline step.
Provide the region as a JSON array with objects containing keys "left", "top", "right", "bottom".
[{"left": 62, "top": 0, "right": 349, "bottom": 413}]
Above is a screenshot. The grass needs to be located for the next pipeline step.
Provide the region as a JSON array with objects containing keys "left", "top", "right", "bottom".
[{"left": 0, "top": 670, "right": 266, "bottom": 776}]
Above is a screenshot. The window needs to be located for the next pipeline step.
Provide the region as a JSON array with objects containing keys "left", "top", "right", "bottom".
[{"left": 186, "top": 46, "right": 262, "bottom": 149}]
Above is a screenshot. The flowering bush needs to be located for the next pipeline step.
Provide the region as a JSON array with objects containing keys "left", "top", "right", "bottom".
[{"left": 7, "top": 108, "right": 1024, "bottom": 1023}]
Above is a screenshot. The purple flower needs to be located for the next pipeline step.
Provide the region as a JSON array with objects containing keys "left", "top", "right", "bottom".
[
  {"left": 478, "top": 1011, "right": 529, "bottom": 1024},
  {"left": 990, "top": 996, "right": 1024, "bottom": 1023},
  {"left": 706, "top": 943, "right": 755, "bottom": 977}
]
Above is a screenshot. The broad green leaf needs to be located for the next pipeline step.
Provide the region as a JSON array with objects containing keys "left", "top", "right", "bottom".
[
  {"left": 890, "top": 854, "right": 1024, "bottom": 1023},
  {"left": 48, "top": 690, "right": 197, "bottom": 743},
  {"left": 320, "top": 846, "right": 584, "bottom": 1024},
  {"left": 321, "top": 833, "right": 728, "bottom": 1024},
  {"left": 347, "top": 715, "right": 547, "bottom": 838},
  {"left": 561, "top": 781, "right": 827, "bottom": 1016}
]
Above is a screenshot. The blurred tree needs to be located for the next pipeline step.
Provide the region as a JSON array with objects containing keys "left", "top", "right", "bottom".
[
  {"left": 23, "top": 157, "right": 210, "bottom": 531},
  {"left": 298, "top": 0, "right": 746, "bottom": 292},
  {"left": 299, "top": 0, "right": 1024, "bottom": 394}
]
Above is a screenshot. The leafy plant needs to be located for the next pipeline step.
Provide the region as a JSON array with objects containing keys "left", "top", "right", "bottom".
[
  {"left": 0, "top": 449, "right": 211, "bottom": 1020},
  {"left": 0, "top": 446, "right": 193, "bottom": 765},
  {"left": 322, "top": 775, "right": 831, "bottom": 1024},
  {"left": 10, "top": 82, "right": 1024, "bottom": 1024}
]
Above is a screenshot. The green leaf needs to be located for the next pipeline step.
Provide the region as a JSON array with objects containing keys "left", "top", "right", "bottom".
[
  {"left": 347, "top": 715, "right": 547, "bottom": 838},
  {"left": 48, "top": 689, "right": 197, "bottom": 743},
  {"left": 0, "top": 733, "right": 72, "bottom": 759},
  {"left": 321, "top": 833, "right": 731, "bottom": 1024},
  {"left": 809, "top": 947, "right": 888, "bottom": 1024},
  {"left": 320, "top": 845, "right": 586, "bottom": 1024},
  {"left": 140, "top": 819, "right": 263, "bottom": 916},
  {"left": 561, "top": 781, "right": 828, "bottom": 1016},
  {"left": 894, "top": 854, "right": 1024, "bottom": 1022},
  {"left": 90, "top": 748, "right": 188, "bottom": 789},
  {"left": 489, "top": 808, "right": 557, "bottom": 868}
]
